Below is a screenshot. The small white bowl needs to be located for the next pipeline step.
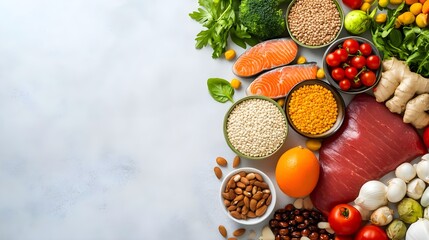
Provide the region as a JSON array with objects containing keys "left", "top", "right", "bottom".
[{"left": 219, "top": 167, "right": 276, "bottom": 225}]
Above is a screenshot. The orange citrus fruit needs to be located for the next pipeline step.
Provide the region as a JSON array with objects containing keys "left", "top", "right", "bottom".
[{"left": 275, "top": 146, "right": 320, "bottom": 198}]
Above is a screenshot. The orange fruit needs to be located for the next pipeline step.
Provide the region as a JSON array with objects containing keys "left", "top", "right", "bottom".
[{"left": 275, "top": 146, "right": 320, "bottom": 198}]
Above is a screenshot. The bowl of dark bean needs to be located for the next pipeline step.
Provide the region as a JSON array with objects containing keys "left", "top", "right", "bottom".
[
  {"left": 286, "top": 0, "right": 344, "bottom": 48},
  {"left": 269, "top": 204, "right": 335, "bottom": 240},
  {"left": 219, "top": 167, "right": 277, "bottom": 225}
]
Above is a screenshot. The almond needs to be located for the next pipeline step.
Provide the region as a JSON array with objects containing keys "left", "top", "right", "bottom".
[
  {"left": 216, "top": 157, "right": 228, "bottom": 167},
  {"left": 227, "top": 238, "right": 238, "bottom": 240},
  {"left": 230, "top": 211, "right": 242, "bottom": 219},
  {"left": 250, "top": 199, "right": 257, "bottom": 212},
  {"left": 255, "top": 205, "right": 268, "bottom": 217},
  {"left": 247, "top": 211, "right": 256, "bottom": 218},
  {"left": 233, "top": 155, "right": 240, "bottom": 168},
  {"left": 234, "top": 188, "right": 243, "bottom": 195},
  {"left": 236, "top": 182, "right": 246, "bottom": 189},
  {"left": 240, "top": 177, "right": 249, "bottom": 185},
  {"left": 266, "top": 194, "right": 272, "bottom": 206},
  {"left": 224, "top": 199, "right": 231, "bottom": 207},
  {"left": 254, "top": 181, "right": 269, "bottom": 189},
  {"left": 246, "top": 172, "right": 256, "bottom": 180},
  {"left": 233, "top": 228, "right": 246, "bottom": 237},
  {"left": 256, "top": 199, "right": 265, "bottom": 209},
  {"left": 254, "top": 173, "right": 263, "bottom": 181},
  {"left": 252, "top": 191, "right": 263, "bottom": 201},
  {"left": 214, "top": 167, "right": 222, "bottom": 179},
  {"left": 244, "top": 196, "right": 250, "bottom": 208},
  {"left": 218, "top": 225, "right": 227, "bottom": 238}
]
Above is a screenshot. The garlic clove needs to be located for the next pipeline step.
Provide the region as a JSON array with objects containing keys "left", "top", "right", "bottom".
[
  {"left": 407, "top": 178, "right": 426, "bottom": 200},
  {"left": 421, "top": 187, "right": 429, "bottom": 207},
  {"left": 370, "top": 206, "right": 394, "bottom": 226},
  {"left": 387, "top": 178, "right": 407, "bottom": 203},
  {"left": 395, "top": 162, "right": 417, "bottom": 183},
  {"left": 354, "top": 180, "right": 388, "bottom": 211},
  {"left": 415, "top": 157, "right": 429, "bottom": 183}
]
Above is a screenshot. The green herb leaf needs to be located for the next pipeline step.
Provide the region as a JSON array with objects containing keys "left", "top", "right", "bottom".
[
  {"left": 189, "top": 0, "right": 254, "bottom": 58},
  {"left": 207, "top": 78, "right": 234, "bottom": 103}
]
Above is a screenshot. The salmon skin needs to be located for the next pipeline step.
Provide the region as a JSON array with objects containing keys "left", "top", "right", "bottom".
[
  {"left": 246, "top": 63, "right": 318, "bottom": 99},
  {"left": 233, "top": 38, "right": 298, "bottom": 77}
]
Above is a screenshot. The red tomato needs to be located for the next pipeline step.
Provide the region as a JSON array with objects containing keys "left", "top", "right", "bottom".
[
  {"left": 334, "top": 48, "right": 349, "bottom": 62},
  {"left": 342, "top": 0, "right": 363, "bottom": 9},
  {"left": 360, "top": 70, "right": 377, "bottom": 86},
  {"left": 351, "top": 78, "right": 362, "bottom": 88},
  {"left": 339, "top": 79, "right": 351, "bottom": 91},
  {"left": 354, "top": 225, "right": 388, "bottom": 240},
  {"left": 345, "top": 67, "right": 358, "bottom": 80},
  {"left": 343, "top": 39, "right": 360, "bottom": 54},
  {"left": 423, "top": 126, "right": 429, "bottom": 148},
  {"left": 359, "top": 43, "right": 373, "bottom": 56},
  {"left": 351, "top": 56, "right": 367, "bottom": 69},
  {"left": 366, "top": 55, "right": 381, "bottom": 70},
  {"left": 331, "top": 67, "right": 345, "bottom": 81},
  {"left": 326, "top": 53, "right": 341, "bottom": 67},
  {"left": 328, "top": 204, "right": 362, "bottom": 235}
]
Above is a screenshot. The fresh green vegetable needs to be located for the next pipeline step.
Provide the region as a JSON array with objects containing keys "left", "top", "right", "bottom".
[
  {"left": 397, "top": 198, "right": 423, "bottom": 224},
  {"left": 189, "top": 0, "right": 256, "bottom": 58},
  {"left": 386, "top": 219, "right": 407, "bottom": 240},
  {"left": 344, "top": 9, "right": 376, "bottom": 35},
  {"left": 372, "top": 2, "right": 429, "bottom": 77},
  {"left": 238, "top": 0, "right": 286, "bottom": 40},
  {"left": 207, "top": 78, "right": 234, "bottom": 103}
]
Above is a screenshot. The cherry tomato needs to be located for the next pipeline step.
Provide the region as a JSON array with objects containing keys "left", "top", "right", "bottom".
[
  {"left": 351, "top": 56, "right": 367, "bottom": 69},
  {"left": 354, "top": 225, "right": 388, "bottom": 240},
  {"left": 331, "top": 67, "right": 345, "bottom": 81},
  {"left": 360, "top": 70, "right": 377, "bottom": 86},
  {"left": 423, "top": 126, "right": 429, "bottom": 148},
  {"left": 339, "top": 79, "right": 351, "bottom": 91},
  {"left": 359, "top": 43, "right": 373, "bottom": 56},
  {"left": 343, "top": 39, "right": 360, "bottom": 54},
  {"left": 351, "top": 78, "right": 362, "bottom": 88},
  {"left": 326, "top": 53, "right": 341, "bottom": 67},
  {"left": 366, "top": 55, "right": 381, "bottom": 70},
  {"left": 342, "top": 0, "right": 363, "bottom": 9},
  {"left": 345, "top": 67, "right": 358, "bottom": 80},
  {"left": 328, "top": 204, "right": 362, "bottom": 235},
  {"left": 334, "top": 48, "right": 349, "bottom": 62}
]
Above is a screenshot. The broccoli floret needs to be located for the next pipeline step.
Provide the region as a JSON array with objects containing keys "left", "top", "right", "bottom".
[{"left": 238, "top": 0, "right": 286, "bottom": 40}]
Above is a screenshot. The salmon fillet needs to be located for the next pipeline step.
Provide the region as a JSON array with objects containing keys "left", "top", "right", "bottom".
[
  {"left": 233, "top": 38, "right": 298, "bottom": 77},
  {"left": 246, "top": 63, "right": 318, "bottom": 99}
]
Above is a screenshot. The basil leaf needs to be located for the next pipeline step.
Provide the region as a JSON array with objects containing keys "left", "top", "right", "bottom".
[{"left": 207, "top": 78, "right": 234, "bottom": 103}]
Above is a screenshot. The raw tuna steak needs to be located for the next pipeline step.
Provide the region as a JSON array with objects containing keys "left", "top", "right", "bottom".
[{"left": 310, "top": 94, "right": 427, "bottom": 216}]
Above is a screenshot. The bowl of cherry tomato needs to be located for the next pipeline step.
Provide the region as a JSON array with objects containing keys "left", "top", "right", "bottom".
[{"left": 323, "top": 36, "right": 382, "bottom": 94}]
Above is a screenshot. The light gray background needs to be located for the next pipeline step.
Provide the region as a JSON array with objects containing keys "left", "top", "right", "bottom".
[{"left": 0, "top": 1, "right": 358, "bottom": 239}]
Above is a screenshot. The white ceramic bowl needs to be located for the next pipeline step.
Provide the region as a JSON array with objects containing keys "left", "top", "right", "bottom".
[{"left": 219, "top": 167, "right": 276, "bottom": 225}]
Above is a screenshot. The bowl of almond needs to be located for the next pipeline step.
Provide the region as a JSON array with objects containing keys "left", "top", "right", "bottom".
[{"left": 219, "top": 167, "right": 276, "bottom": 225}]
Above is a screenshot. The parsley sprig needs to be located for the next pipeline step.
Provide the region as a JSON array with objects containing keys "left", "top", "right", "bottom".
[{"left": 189, "top": 0, "right": 256, "bottom": 58}]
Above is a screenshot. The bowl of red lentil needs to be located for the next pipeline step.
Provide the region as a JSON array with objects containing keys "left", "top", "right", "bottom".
[
  {"left": 223, "top": 95, "right": 288, "bottom": 160},
  {"left": 284, "top": 80, "right": 345, "bottom": 139},
  {"left": 285, "top": 0, "right": 344, "bottom": 48}
]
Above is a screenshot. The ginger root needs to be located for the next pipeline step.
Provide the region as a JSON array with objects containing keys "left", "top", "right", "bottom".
[
  {"left": 374, "top": 57, "right": 429, "bottom": 128},
  {"left": 404, "top": 93, "right": 429, "bottom": 129}
]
